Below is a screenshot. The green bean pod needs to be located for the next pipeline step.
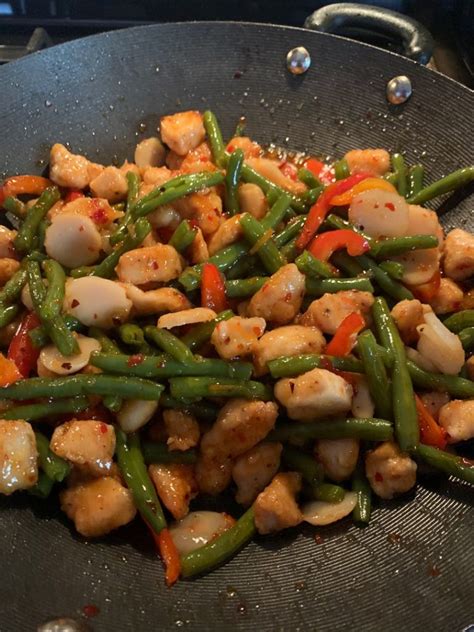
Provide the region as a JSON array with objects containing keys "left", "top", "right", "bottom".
[
  {"left": 144, "top": 325, "right": 194, "bottom": 363},
  {"left": 14, "top": 187, "right": 60, "bottom": 254},
  {"left": 168, "top": 220, "right": 197, "bottom": 253},
  {"left": 225, "top": 148, "right": 244, "bottom": 215},
  {"left": 142, "top": 442, "right": 197, "bottom": 465},
  {"left": 357, "top": 330, "right": 392, "bottom": 419},
  {"left": 269, "top": 418, "right": 393, "bottom": 442},
  {"left": 407, "top": 164, "right": 424, "bottom": 198},
  {"left": 180, "top": 309, "right": 234, "bottom": 351},
  {"left": 305, "top": 276, "right": 374, "bottom": 296},
  {"left": 333, "top": 159, "right": 350, "bottom": 180},
  {"left": 391, "top": 153, "right": 408, "bottom": 197},
  {"left": 239, "top": 213, "right": 286, "bottom": 274},
  {"left": 3, "top": 397, "right": 89, "bottom": 422},
  {"left": 268, "top": 354, "right": 363, "bottom": 378},
  {"left": 407, "top": 166, "right": 474, "bottom": 205},
  {"left": 35, "top": 431, "right": 71, "bottom": 482},
  {"left": 169, "top": 377, "right": 272, "bottom": 401},
  {"left": 295, "top": 250, "right": 336, "bottom": 280},
  {"left": 203, "top": 110, "right": 226, "bottom": 166},
  {"left": 443, "top": 310, "right": 474, "bottom": 333},
  {"left": 225, "top": 277, "right": 267, "bottom": 298},
  {"left": 416, "top": 444, "right": 474, "bottom": 484}
]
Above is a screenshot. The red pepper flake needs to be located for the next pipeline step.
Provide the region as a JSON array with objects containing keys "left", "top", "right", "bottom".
[
  {"left": 61, "top": 362, "right": 72, "bottom": 370},
  {"left": 387, "top": 533, "right": 402, "bottom": 545},
  {"left": 127, "top": 354, "right": 144, "bottom": 367},
  {"left": 151, "top": 261, "right": 159, "bottom": 270},
  {"left": 99, "top": 423, "right": 108, "bottom": 434},
  {"left": 375, "top": 472, "right": 384, "bottom": 482},
  {"left": 83, "top": 604, "right": 100, "bottom": 618},
  {"left": 71, "top": 299, "right": 80, "bottom": 308},
  {"left": 227, "top": 144, "right": 235, "bottom": 153},
  {"left": 233, "top": 70, "right": 243, "bottom": 79},
  {"left": 428, "top": 564, "right": 441, "bottom": 577},
  {"left": 314, "top": 534, "right": 324, "bottom": 545},
  {"left": 90, "top": 200, "right": 108, "bottom": 225},
  {"left": 384, "top": 202, "right": 395, "bottom": 211}
]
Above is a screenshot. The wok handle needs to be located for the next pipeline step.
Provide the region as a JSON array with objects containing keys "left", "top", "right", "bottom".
[{"left": 304, "top": 3, "right": 434, "bottom": 65}]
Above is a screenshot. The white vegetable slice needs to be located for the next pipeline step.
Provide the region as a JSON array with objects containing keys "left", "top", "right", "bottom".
[
  {"left": 117, "top": 399, "right": 159, "bottom": 433},
  {"left": 302, "top": 491, "right": 358, "bottom": 526},
  {"left": 44, "top": 213, "right": 102, "bottom": 268},
  {"left": 349, "top": 189, "right": 409, "bottom": 239},
  {"left": 157, "top": 308, "right": 217, "bottom": 329},
  {"left": 417, "top": 311, "right": 465, "bottom": 375},
  {"left": 64, "top": 277, "right": 132, "bottom": 329},
  {"left": 169, "top": 511, "right": 234, "bottom": 555},
  {"left": 39, "top": 334, "right": 101, "bottom": 376},
  {"left": 134, "top": 137, "right": 166, "bottom": 168}
]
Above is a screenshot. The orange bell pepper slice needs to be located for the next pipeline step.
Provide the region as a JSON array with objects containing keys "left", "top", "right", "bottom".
[
  {"left": 1, "top": 175, "right": 53, "bottom": 205},
  {"left": 415, "top": 394, "right": 448, "bottom": 449},
  {"left": 329, "top": 177, "right": 397, "bottom": 206},
  {"left": 155, "top": 528, "right": 181, "bottom": 587},
  {"left": 0, "top": 353, "right": 22, "bottom": 387}
]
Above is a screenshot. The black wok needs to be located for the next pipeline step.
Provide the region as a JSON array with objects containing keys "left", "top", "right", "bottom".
[{"left": 0, "top": 7, "right": 473, "bottom": 631}]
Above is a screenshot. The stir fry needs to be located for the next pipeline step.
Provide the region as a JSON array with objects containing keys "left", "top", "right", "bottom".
[{"left": 0, "top": 109, "right": 473, "bottom": 585}]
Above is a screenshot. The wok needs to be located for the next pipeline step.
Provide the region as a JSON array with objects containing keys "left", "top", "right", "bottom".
[{"left": 0, "top": 5, "right": 473, "bottom": 631}]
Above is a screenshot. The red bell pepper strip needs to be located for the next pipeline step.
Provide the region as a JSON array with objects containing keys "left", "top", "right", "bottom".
[
  {"left": 64, "top": 190, "right": 85, "bottom": 203},
  {"left": 0, "top": 353, "right": 22, "bottom": 387},
  {"left": 304, "top": 158, "right": 334, "bottom": 186},
  {"left": 415, "top": 394, "right": 448, "bottom": 449},
  {"left": 325, "top": 312, "right": 366, "bottom": 357},
  {"left": 296, "top": 173, "right": 371, "bottom": 251},
  {"left": 201, "top": 263, "right": 228, "bottom": 312},
  {"left": 406, "top": 269, "right": 441, "bottom": 303},
  {"left": 309, "top": 229, "right": 370, "bottom": 262},
  {"left": 7, "top": 312, "right": 41, "bottom": 378},
  {"left": 149, "top": 528, "right": 181, "bottom": 587},
  {"left": 1, "top": 175, "right": 53, "bottom": 207}
]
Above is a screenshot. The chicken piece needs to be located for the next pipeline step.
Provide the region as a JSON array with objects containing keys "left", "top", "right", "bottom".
[
  {"left": 160, "top": 110, "right": 206, "bottom": 156},
  {"left": 246, "top": 158, "right": 306, "bottom": 195},
  {"left": 247, "top": 264, "right": 305, "bottom": 326},
  {"left": 351, "top": 375, "right": 375, "bottom": 419},
  {"left": 390, "top": 299, "right": 425, "bottom": 345},
  {"left": 0, "top": 226, "right": 17, "bottom": 259},
  {"left": 60, "top": 476, "right": 136, "bottom": 537},
  {"left": 429, "top": 278, "right": 463, "bottom": 315},
  {"left": 49, "top": 196, "right": 121, "bottom": 227},
  {"left": 211, "top": 315, "right": 266, "bottom": 359},
  {"left": 49, "top": 143, "right": 103, "bottom": 189},
  {"left": 0, "top": 258, "right": 20, "bottom": 285},
  {"left": 419, "top": 391, "right": 450, "bottom": 421},
  {"left": 163, "top": 409, "right": 200, "bottom": 451},
  {"left": 207, "top": 214, "right": 244, "bottom": 255},
  {"left": 0, "top": 420, "right": 38, "bottom": 494},
  {"left": 188, "top": 227, "right": 209, "bottom": 264},
  {"left": 89, "top": 166, "right": 128, "bottom": 203},
  {"left": 274, "top": 368, "right": 353, "bottom": 421},
  {"left": 142, "top": 166, "right": 174, "bottom": 187},
  {"left": 119, "top": 161, "right": 141, "bottom": 178},
  {"left": 300, "top": 291, "right": 374, "bottom": 335},
  {"left": 44, "top": 213, "right": 102, "bottom": 268},
  {"left": 50, "top": 420, "right": 116, "bottom": 476},
  {"left": 253, "top": 325, "right": 325, "bottom": 375},
  {"left": 344, "top": 148, "right": 390, "bottom": 176},
  {"left": 158, "top": 307, "right": 216, "bottom": 329},
  {"left": 195, "top": 455, "right": 233, "bottom": 495},
  {"left": 254, "top": 472, "right": 302, "bottom": 535},
  {"left": 169, "top": 511, "right": 235, "bottom": 556},
  {"left": 149, "top": 464, "right": 198, "bottom": 520},
  {"left": 237, "top": 183, "right": 268, "bottom": 220},
  {"left": 232, "top": 442, "right": 282, "bottom": 506},
  {"left": 134, "top": 137, "right": 166, "bottom": 168},
  {"left": 175, "top": 191, "right": 223, "bottom": 236},
  {"left": 65, "top": 277, "right": 132, "bottom": 328},
  {"left": 179, "top": 142, "right": 215, "bottom": 174},
  {"left": 115, "top": 244, "right": 183, "bottom": 286},
  {"left": 226, "top": 136, "right": 262, "bottom": 159},
  {"left": 315, "top": 438, "right": 359, "bottom": 482},
  {"left": 365, "top": 441, "right": 417, "bottom": 500},
  {"left": 438, "top": 400, "right": 474, "bottom": 443},
  {"left": 125, "top": 284, "right": 190, "bottom": 316},
  {"left": 444, "top": 228, "right": 474, "bottom": 281}
]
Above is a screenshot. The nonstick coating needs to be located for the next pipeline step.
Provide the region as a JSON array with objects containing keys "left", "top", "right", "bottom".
[{"left": 0, "top": 22, "right": 473, "bottom": 632}]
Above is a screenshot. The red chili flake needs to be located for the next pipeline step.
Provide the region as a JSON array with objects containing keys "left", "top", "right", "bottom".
[
  {"left": 71, "top": 299, "right": 80, "bottom": 308},
  {"left": 127, "top": 354, "right": 144, "bottom": 367},
  {"left": 79, "top": 225, "right": 85, "bottom": 232},
  {"left": 90, "top": 199, "right": 108, "bottom": 225},
  {"left": 83, "top": 604, "right": 100, "bottom": 618},
  {"left": 384, "top": 202, "right": 395, "bottom": 212},
  {"left": 233, "top": 70, "right": 243, "bottom": 79},
  {"left": 387, "top": 533, "right": 402, "bottom": 545},
  {"left": 284, "top": 292, "right": 292, "bottom": 302},
  {"left": 252, "top": 326, "right": 262, "bottom": 335},
  {"left": 151, "top": 261, "right": 159, "bottom": 270},
  {"left": 375, "top": 472, "right": 384, "bottom": 482},
  {"left": 428, "top": 564, "right": 441, "bottom": 577},
  {"left": 188, "top": 219, "right": 199, "bottom": 229},
  {"left": 61, "top": 362, "right": 72, "bottom": 370},
  {"left": 99, "top": 423, "right": 108, "bottom": 434},
  {"left": 314, "top": 534, "right": 324, "bottom": 545},
  {"left": 112, "top": 317, "right": 122, "bottom": 326},
  {"left": 227, "top": 144, "right": 235, "bottom": 153}
]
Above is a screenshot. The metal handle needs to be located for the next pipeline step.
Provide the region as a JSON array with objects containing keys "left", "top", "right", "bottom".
[{"left": 304, "top": 3, "right": 434, "bottom": 65}]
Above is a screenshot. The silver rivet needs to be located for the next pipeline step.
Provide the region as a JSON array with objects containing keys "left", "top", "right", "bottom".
[
  {"left": 386, "top": 75, "right": 412, "bottom": 104},
  {"left": 286, "top": 47, "right": 311, "bottom": 75},
  {"left": 37, "top": 618, "right": 93, "bottom": 632}
]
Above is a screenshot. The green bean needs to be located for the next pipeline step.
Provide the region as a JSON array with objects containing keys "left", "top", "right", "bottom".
[
  {"left": 88, "top": 326, "right": 121, "bottom": 354},
  {"left": 371, "top": 234, "right": 438, "bottom": 259},
  {"left": 378, "top": 260, "right": 405, "bottom": 280},
  {"left": 269, "top": 418, "right": 393, "bottom": 442},
  {"left": 203, "top": 110, "right": 226, "bottom": 166},
  {"left": 0, "top": 303, "right": 20, "bottom": 328},
  {"left": 179, "top": 242, "right": 248, "bottom": 291},
  {"left": 273, "top": 216, "right": 306, "bottom": 248},
  {"left": 24, "top": 250, "right": 47, "bottom": 263},
  {"left": 459, "top": 327, "right": 474, "bottom": 350},
  {"left": 41, "top": 260, "right": 66, "bottom": 321},
  {"left": 0, "top": 374, "right": 164, "bottom": 401},
  {"left": 306, "top": 276, "right": 374, "bottom": 296},
  {"left": 91, "top": 352, "right": 253, "bottom": 381},
  {"left": 35, "top": 431, "right": 70, "bottom": 482},
  {"left": 159, "top": 394, "right": 219, "bottom": 421},
  {"left": 443, "top": 310, "right": 474, "bottom": 333},
  {"left": 314, "top": 482, "right": 345, "bottom": 503},
  {"left": 282, "top": 445, "right": 323, "bottom": 484},
  {"left": 181, "top": 506, "right": 256, "bottom": 578},
  {"left": 303, "top": 186, "right": 324, "bottom": 206},
  {"left": 29, "top": 315, "right": 83, "bottom": 348},
  {"left": 357, "top": 330, "right": 392, "bottom": 419},
  {"left": 351, "top": 459, "right": 371, "bottom": 524},
  {"left": 169, "top": 377, "right": 272, "bottom": 401},
  {"left": 117, "top": 323, "right": 144, "bottom": 347},
  {"left": 373, "top": 297, "right": 418, "bottom": 452},
  {"left": 3, "top": 195, "right": 26, "bottom": 218},
  {"left": 2, "top": 397, "right": 89, "bottom": 422},
  {"left": 233, "top": 117, "right": 246, "bottom": 137},
  {"left": 297, "top": 168, "right": 322, "bottom": 189},
  {"left": 384, "top": 172, "right": 398, "bottom": 186},
  {"left": 240, "top": 163, "right": 307, "bottom": 213},
  {"left": 224, "top": 148, "right": 244, "bottom": 215},
  {"left": 407, "top": 166, "right": 474, "bottom": 205},
  {"left": 225, "top": 277, "right": 267, "bottom": 298},
  {"left": 324, "top": 213, "right": 371, "bottom": 242},
  {"left": 407, "top": 164, "right": 424, "bottom": 198},
  {"left": 356, "top": 255, "right": 413, "bottom": 301},
  {"left": 391, "top": 153, "right": 408, "bottom": 197},
  {"left": 280, "top": 236, "right": 299, "bottom": 262},
  {"left": 416, "top": 444, "right": 474, "bottom": 485},
  {"left": 72, "top": 217, "right": 151, "bottom": 278},
  {"left": 180, "top": 309, "right": 234, "bottom": 351},
  {"left": 331, "top": 251, "right": 365, "bottom": 277},
  {"left": 144, "top": 325, "right": 194, "bottom": 363},
  {"left": 261, "top": 192, "right": 292, "bottom": 230},
  {"left": 239, "top": 214, "right": 285, "bottom": 274},
  {"left": 225, "top": 254, "right": 260, "bottom": 280},
  {"left": 116, "top": 430, "right": 166, "bottom": 534},
  {"left": 334, "top": 159, "right": 350, "bottom": 181},
  {"left": 14, "top": 187, "right": 60, "bottom": 254},
  {"left": 268, "top": 354, "right": 363, "bottom": 378},
  {"left": 142, "top": 441, "right": 197, "bottom": 465},
  {"left": 168, "top": 220, "right": 197, "bottom": 253},
  {"left": 0, "top": 268, "right": 27, "bottom": 305},
  {"left": 29, "top": 472, "right": 55, "bottom": 499},
  {"left": 109, "top": 171, "right": 141, "bottom": 245},
  {"left": 407, "top": 361, "right": 474, "bottom": 399},
  {"left": 103, "top": 395, "right": 122, "bottom": 413},
  {"left": 295, "top": 250, "right": 336, "bottom": 280}
]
